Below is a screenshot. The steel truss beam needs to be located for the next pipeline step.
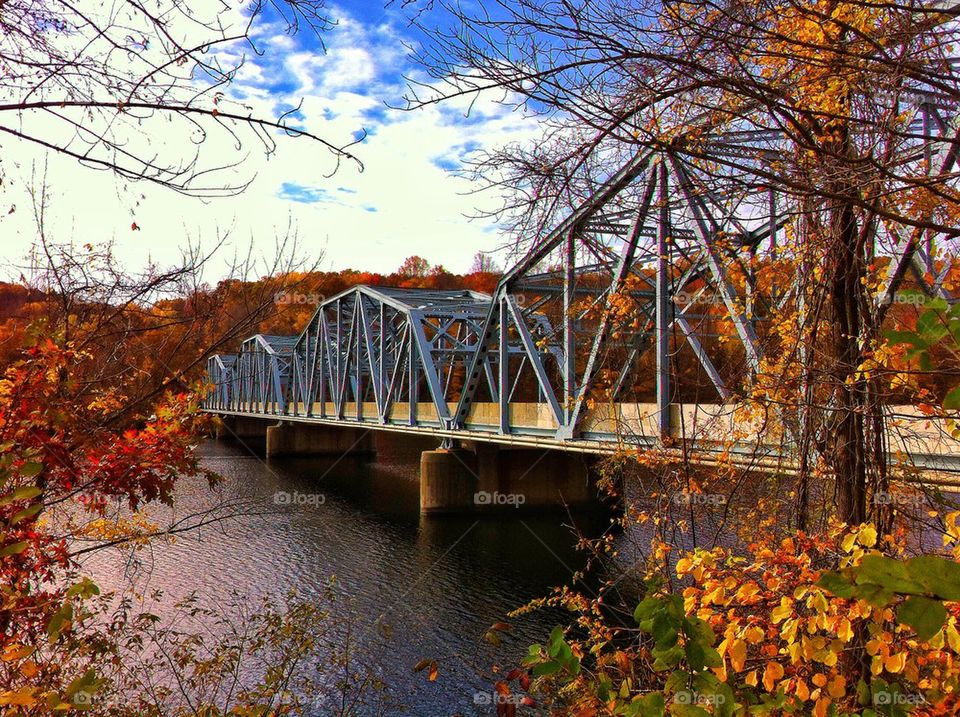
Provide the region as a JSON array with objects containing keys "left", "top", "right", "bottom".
[{"left": 204, "top": 102, "right": 958, "bottom": 450}]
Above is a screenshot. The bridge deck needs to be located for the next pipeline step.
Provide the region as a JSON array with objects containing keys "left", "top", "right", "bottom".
[{"left": 205, "top": 402, "right": 960, "bottom": 476}]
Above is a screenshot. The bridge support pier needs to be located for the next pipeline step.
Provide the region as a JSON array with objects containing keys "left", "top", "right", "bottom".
[
  {"left": 420, "top": 442, "right": 600, "bottom": 514},
  {"left": 420, "top": 449, "right": 479, "bottom": 514},
  {"left": 265, "top": 422, "right": 375, "bottom": 458}
]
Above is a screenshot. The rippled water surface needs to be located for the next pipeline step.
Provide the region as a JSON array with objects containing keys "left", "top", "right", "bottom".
[{"left": 80, "top": 435, "right": 613, "bottom": 715}]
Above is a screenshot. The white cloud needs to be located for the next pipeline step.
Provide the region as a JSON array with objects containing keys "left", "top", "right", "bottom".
[{"left": 0, "top": 2, "right": 541, "bottom": 280}]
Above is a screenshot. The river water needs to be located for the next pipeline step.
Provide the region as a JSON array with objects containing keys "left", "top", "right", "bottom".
[{"left": 79, "top": 436, "right": 615, "bottom": 715}]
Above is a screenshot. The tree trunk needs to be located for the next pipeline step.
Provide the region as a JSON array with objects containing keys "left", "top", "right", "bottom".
[{"left": 826, "top": 167, "right": 874, "bottom": 525}]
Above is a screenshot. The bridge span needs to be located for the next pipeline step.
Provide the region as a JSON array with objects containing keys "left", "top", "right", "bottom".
[{"left": 203, "top": 147, "right": 960, "bottom": 512}]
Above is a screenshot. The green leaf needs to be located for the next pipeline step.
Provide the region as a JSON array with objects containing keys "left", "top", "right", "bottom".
[
  {"left": 0, "top": 485, "right": 42, "bottom": 506},
  {"left": 853, "top": 582, "right": 895, "bottom": 607},
  {"left": 671, "top": 705, "right": 711, "bottom": 717},
  {"left": 47, "top": 603, "right": 74, "bottom": 643},
  {"left": 635, "top": 692, "right": 665, "bottom": 717},
  {"left": 9, "top": 502, "right": 43, "bottom": 526},
  {"left": 635, "top": 596, "right": 663, "bottom": 623},
  {"left": 65, "top": 578, "right": 100, "bottom": 599},
  {"left": 0, "top": 541, "right": 29, "bottom": 557},
  {"left": 532, "top": 660, "right": 561, "bottom": 677},
  {"left": 19, "top": 462, "right": 43, "bottom": 478},
  {"left": 855, "top": 555, "right": 926, "bottom": 594},
  {"left": 653, "top": 613, "right": 680, "bottom": 650},
  {"left": 652, "top": 645, "right": 684, "bottom": 671},
  {"left": 917, "top": 310, "right": 949, "bottom": 342},
  {"left": 684, "top": 616, "right": 717, "bottom": 647},
  {"left": 883, "top": 330, "right": 923, "bottom": 348},
  {"left": 907, "top": 556, "right": 960, "bottom": 600},
  {"left": 945, "top": 385, "right": 960, "bottom": 411},
  {"left": 817, "top": 571, "right": 857, "bottom": 598},
  {"left": 898, "top": 596, "right": 947, "bottom": 642}
]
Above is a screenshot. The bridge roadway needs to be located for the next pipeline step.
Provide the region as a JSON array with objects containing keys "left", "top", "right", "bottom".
[{"left": 208, "top": 400, "right": 960, "bottom": 474}]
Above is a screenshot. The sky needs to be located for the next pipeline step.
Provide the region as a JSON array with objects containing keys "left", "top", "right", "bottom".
[{"left": 0, "top": 1, "right": 541, "bottom": 282}]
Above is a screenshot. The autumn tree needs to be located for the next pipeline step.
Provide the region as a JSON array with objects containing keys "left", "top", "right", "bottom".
[
  {"left": 0, "top": 0, "right": 360, "bottom": 195},
  {"left": 397, "top": 255, "right": 431, "bottom": 279},
  {"left": 469, "top": 251, "right": 500, "bottom": 274},
  {"left": 407, "top": 0, "right": 960, "bottom": 526}
]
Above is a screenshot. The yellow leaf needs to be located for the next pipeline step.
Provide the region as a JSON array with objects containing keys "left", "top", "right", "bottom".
[
  {"left": 814, "top": 697, "right": 831, "bottom": 717},
  {"left": 763, "top": 662, "right": 784, "bottom": 691},
  {"left": 1, "top": 645, "right": 33, "bottom": 662},
  {"left": 0, "top": 687, "right": 37, "bottom": 707},
  {"left": 830, "top": 617, "right": 850, "bottom": 642},
  {"left": 827, "top": 674, "right": 846, "bottom": 698},
  {"left": 729, "top": 638, "right": 748, "bottom": 672},
  {"left": 946, "top": 623, "right": 960, "bottom": 653},
  {"left": 781, "top": 617, "right": 800, "bottom": 643},
  {"left": 772, "top": 598, "right": 794, "bottom": 624},
  {"left": 736, "top": 582, "right": 760, "bottom": 601},
  {"left": 744, "top": 626, "right": 765, "bottom": 644},
  {"left": 884, "top": 652, "right": 906, "bottom": 674}
]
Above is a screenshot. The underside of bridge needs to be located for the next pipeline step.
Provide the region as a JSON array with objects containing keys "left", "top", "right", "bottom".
[{"left": 204, "top": 100, "right": 960, "bottom": 512}]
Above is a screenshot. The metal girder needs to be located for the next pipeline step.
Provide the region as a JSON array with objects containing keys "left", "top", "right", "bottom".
[
  {"left": 878, "top": 103, "right": 960, "bottom": 312},
  {"left": 655, "top": 160, "right": 673, "bottom": 437},
  {"left": 667, "top": 154, "right": 763, "bottom": 373},
  {"left": 230, "top": 334, "right": 296, "bottom": 415},
  {"left": 203, "top": 99, "right": 959, "bottom": 453},
  {"left": 281, "top": 286, "right": 498, "bottom": 428},
  {"left": 560, "top": 163, "right": 661, "bottom": 439},
  {"left": 205, "top": 354, "right": 237, "bottom": 411}
]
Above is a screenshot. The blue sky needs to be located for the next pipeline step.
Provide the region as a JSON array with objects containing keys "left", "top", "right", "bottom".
[{"left": 0, "top": 1, "right": 541, "bottom": 280}]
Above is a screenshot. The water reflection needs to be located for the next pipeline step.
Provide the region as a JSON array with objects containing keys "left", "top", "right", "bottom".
[{"left": 80, "top": 436, "right": 614, "bottom": 715}]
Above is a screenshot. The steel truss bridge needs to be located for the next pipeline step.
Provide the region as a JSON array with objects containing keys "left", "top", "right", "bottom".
[{"left": 204, "top": 101, "right": 960, "bottom": 471}]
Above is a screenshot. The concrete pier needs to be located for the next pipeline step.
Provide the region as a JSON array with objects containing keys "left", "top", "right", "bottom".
[
  {"left": 420, "top": 449, "right": 479, "bottom": 515},
  {"left": 265, "top": 421, "right": 375, "bottom": 458},
  {"left": 420, "top": 442, "right": 600, "bottom": 514}
]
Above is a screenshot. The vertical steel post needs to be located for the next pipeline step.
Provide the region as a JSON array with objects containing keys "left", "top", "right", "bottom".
[
  {"left": 499, "top": 296, "right": 509, "bottom": 435},
  {"left": 563, "top": 229, "right": 576, "bottom": 431},
  {"left": 408, "top": 329, "right": 418, "bottom": 426},
  {"left": 379, "top": 302, "right": 385, "bottom": 416},
  {"left": 355, "top": 297, "right": 363, "bottom": 420},
  {"left": 318, "top": 316, "right": 326, "bottom": 417},
  {"left": 922, "top": 103, "right": 934, "bottom": 273},
  {"left": 656, "top": 160, "right": 672, "bottom": 438}
]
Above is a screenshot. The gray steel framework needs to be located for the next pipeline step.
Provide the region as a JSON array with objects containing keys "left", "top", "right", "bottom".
[
  {"left": 283, "top": 285, "right": 557, "bottom": 429},
  {"left": 203, "top": 100, "right": 959, "bottom": 452},
  {"left": 230, "top": 334, "right": 297, "bottom": 415},
  {"left": 205, "top": 354, "right": 237, "bottom": 411}
]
